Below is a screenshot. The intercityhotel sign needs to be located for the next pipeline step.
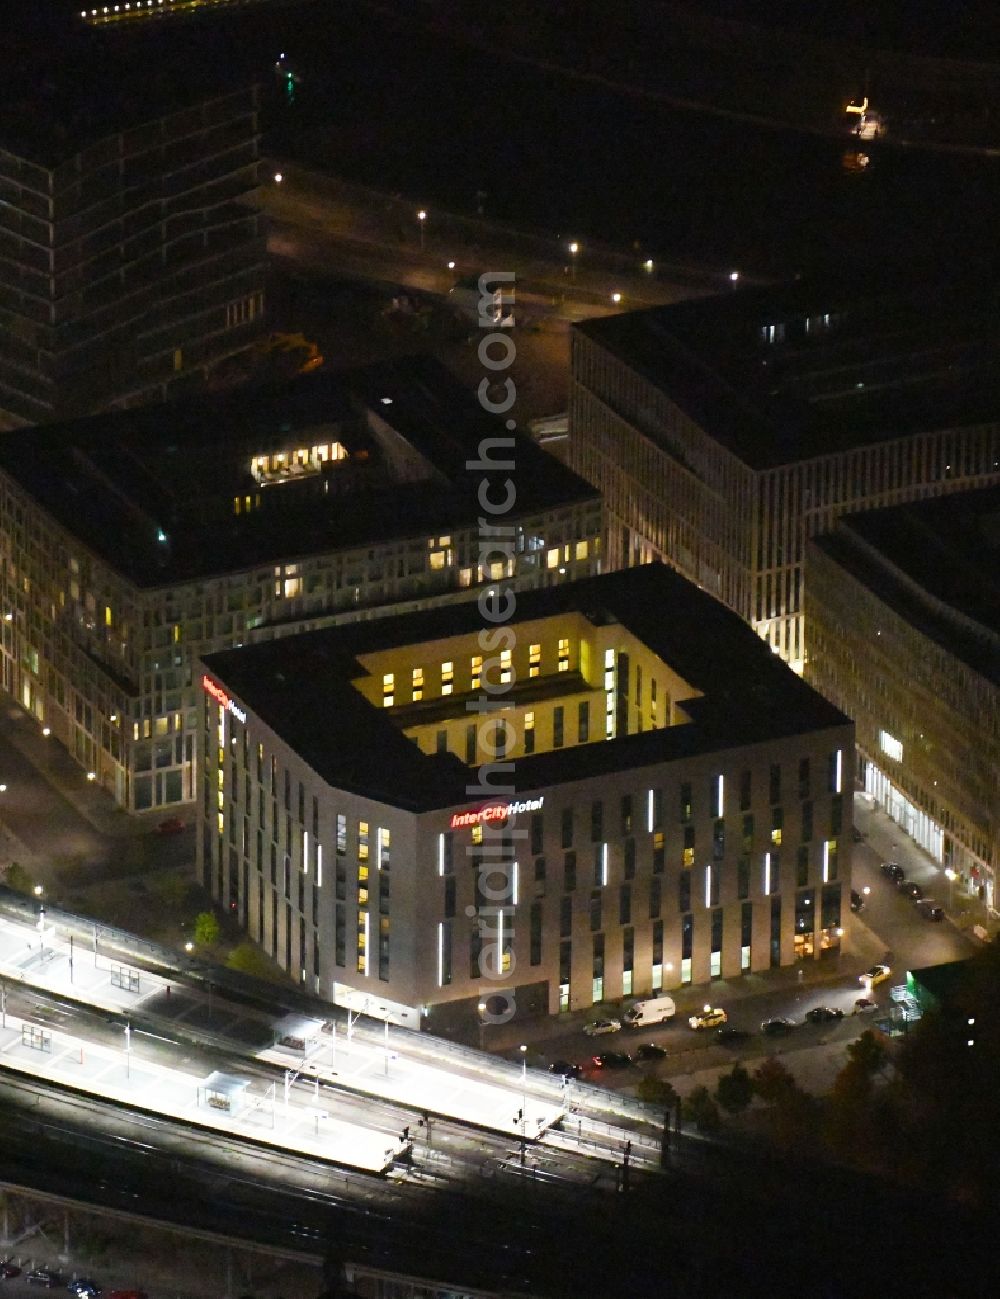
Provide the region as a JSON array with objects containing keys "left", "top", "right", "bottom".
[
  {"left": 449, "top": 796, "right": 544, "bottom": 830},
  {"left": 201, "top": 673, "right": 247, "bottom": 725}
]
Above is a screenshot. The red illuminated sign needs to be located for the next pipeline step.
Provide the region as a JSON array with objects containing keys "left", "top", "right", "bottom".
[
  {"left": 449, "top": 796, "right": 544, "bottom": 830},
  {"left": 202, "top": 673, "right": 247, "bottom": 724}
]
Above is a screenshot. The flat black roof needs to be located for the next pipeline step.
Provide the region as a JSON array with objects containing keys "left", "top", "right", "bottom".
[
  {"left": 201, "top": 563, "right": 850, "bottom": 813},
  {"left": 0, "top": 355, "right": 596, "bottom": 589},
  {"left": 0, "top": 5, "right": 253, "bottom": 166},
  {"left": 575, "top": 272, "right": 1000, "bottom": 470},
  {"left": 811, "top": 485, "right": 1000, "bottom": 685}
]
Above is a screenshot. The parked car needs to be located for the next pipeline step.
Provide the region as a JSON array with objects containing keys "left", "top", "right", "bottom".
[
  {"left": 156, "top": 817, "right": 186, "bottom": 835},
  {"left": 861, "top": 964, "right": 891, "bottom": 986},
  {"left": 548, "top": 1060, "right": 582, "bottom": 1080},
  {"left": 67, "top": 1281, "right": 102, "bottom": 1298},
  {"left": 761, "top": 1017, "right": 796, "bottom": 1036},
  {"left": 853, "top": 997, "right": 878, "bottom": 1015},
  {"left": 716, "top": 1027, "right": 751, "bottom": 1046},
  {"left": 880, "top": 862, "right": 905, "bottom": 882},
  {"left": 635, "top": 1042, "right": 667, "bottom": 1061},
  {"left": 849, "top": 889, "right": 865, "bottom": 912},
  {"left": 805, "top": 1006, "right": 845, "bottom": 1024},
  {"left": 26, "top": 1272, "right": 64, "bottom": 1289},
  {"left": 689, "top": 1006, "right": 727, "bottom": 1030},
  {"left": 0, "top": 1260, "right": 22, "bottom": 1279},
  {"left": 582, "top": 1017, "right": 621, "bottom": 1037},
  {"left": 916, "top": 901, "right": 945, "bottom": 921},
  {"left": 898, "top": 880, "right": 924, "bottom": 900},
  {"left": 592, "top": 1051, "right": 632, "bottom": 1069}
]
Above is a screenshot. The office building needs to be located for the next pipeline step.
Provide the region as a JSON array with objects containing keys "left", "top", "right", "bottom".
[
  {"left": 569, "top": 274, "right": 1000, "bottom": 671},
  {"left": 806, "top": 486, "right": 1000, "bottom": 912},
  {"left": 0, "top": 21, "right": 265, "bottom": 427},
  {"left": 197, "top": 564, "right": 853, "bottom": 1019},
  {"left": 0, "top": 356, "right": 601, "bottom": 811}
]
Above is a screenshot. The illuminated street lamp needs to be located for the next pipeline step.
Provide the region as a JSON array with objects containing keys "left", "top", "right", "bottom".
[
  {"left": 643, "top": 259, "right": 654, "bottom": 273},
  {"left": 477, "top": 1000, "right": 488, "bottom": 1053},
  {"left": 184, "top": 941, "right": 193, "bottom": 953},
  {"left": 945, "top": 868, "right": 957, "bottom": 909},
  {"left": 611, "top": 291, "right": 622, "bottom": 305},
  {"left": 273, "top": 172, "right": 283, "bottom": 184},
  {"left": 33, "top": 884, "right": 43, "bottom": 898},
  {"left": 519, "top": 1043, "right": 528, "bottom": 1166},
  {"left": 568, "top": 241, "right": 579, "bottom": 281},
  {"left": 417, "top": 209, "right": 427, "bottom": 250},
  {"left": 124, "top": 1021, "right": 131, "bottom": 1080},
  {"left": 729, "top": 270, "right": 740, "bottom": 283}
]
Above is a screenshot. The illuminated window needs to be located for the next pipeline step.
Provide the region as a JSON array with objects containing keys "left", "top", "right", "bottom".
[
  {"left": 771, "top": 806, "right": 783, "bottom": 846},
  {"left": 575, "top": 539, "right": 589, "bottom": 561},
  {"left": 358, "top": 822, "right": 369, "bottom": 861},
  {"left": 472, "top": 824, "right": 483, "bottom": 846},
  {"left": 557, "top": 638, "right": 570, "bottom": 672},
  {"left": 382, "top": 673, "right": 394, "bottom": 708},
  {"left": 471, "top": 655, "right": 483, "bottom": 690},
  {"left": 528, "top": 643, "right": 541, "bottom": 678},
  {"left": 524, "top": 710, "right": 535, "bottom": 754},
  {"left": 441, "top": 661, "right": 454, "bottom": 696},
  {"left": 879, "top": 730, "right": 903, "bottom": 763},
  {"left": 412, "top": 667, "right": 424, "bottom": 701},
  {"left": 429, "top": 550, "right": 446, "bottom": 570},
  {"left": 458, "top": 567, "right": 472, "bottom": 588},
  {"left": 104, "top": 605, "right": 112, "bottom": 627},
  {"left": 499, "top": 648, "right": 512, "bottom": 684},
  {"left": 378, "top": 827, "right": 391, "bottom": 871},
  {"left": 489, "top": 561, "right": 505, "bottom": 581},
  {"left": 547, "top": 548, "right": 560, "bottom": 569}
]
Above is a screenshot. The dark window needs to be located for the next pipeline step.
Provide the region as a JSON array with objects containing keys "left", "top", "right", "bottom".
[
  {"left": 469, "top": 924, "right": 482, "bottom": 980},
  {"left": 652, "top": 919, "right": 664, "bottom": 965},
  {"left": 444, "top": 876, "right": 456, "bottom": 918},
  {"left": 590, "top": 800, "right": 603, "bottom": 842},
  {"left": 577, "top": 700, "right": 589, "bottom": 744},
  {"left": 589, "top": 890, "right": 602, "bottom": 931},
  {"left": 465, "top": 724, "right": 477, "bottom": 764},
  {"left": 796, "top": 846, "right": 809, "bottom": 888},
  {"left": 737, "top": 854, "right": 750, "bottom": 900},
  {"left": 619, "top": 884, "right": 631, "bottom": 926},
  {"left": 798, "top": 757, "right": 810, "bottom": 800},
  {"left": 441, "top": 832, "right": 454, "bottom": 876},
  {"left": 563, "top": 851, "right": 577, "bottom": 892},
  {"left": 530, "top": 813, "right": 544, "bottom": 856},
  {"left": 801, "top": 800, "right": 813, "bottom": 843},
  {"left": 681, "top": 913, "right": 693, "bottom": 961},
  {"left": 594, "top": 842, "right": 606, "bottom": 886},
  {"left": 739, "top": 770, "right": 752, "bottom": 811},
  {"left": 561, "top": 807, "right": 574, "bottom": 848},
  {"left": 742, "top": 814, "right": 754, "bottom": 850},
  {"left": 436, "top": 729, "right": 448, "bottom": 754},
  {"left": 534, "top": 855, "right": 546, "bottom": 882},
  {"left": 708, "top": 864, "right": 720, "bottom": 907},
  {"left": 680, "top": 781, "right": 693, "bottom": 822},
  {"left": 620, "top": 795, "right": 633, "bottom": 836},
  {"left": 678, "top": 871, "right": 691, "bottom": 912},
  {"left": 553, "top": 706, "right": 564, "bottom": 748},
  {"left": 769, "top": 764, "right": 781, "bottom": 805},
  {"left": 622, "top": 925, "right": 634, "bottom": 975},
  {"left": 770, "top": 897, "right": 781, "bottom": 967},
  {"left": 741, "top": 901, "right": 753, "bottom": 948},
  {"left": 652, "top": 832, "right": 665, "bottom": 874},
  {"left": 440, "top": 919, "right": 452, "bottom": 985},
  {"left": 713, "top": 819, "right": 725, "bottom": 861},
  {"left": 559, "top": 940, "right": 572, "bottom": 986},
  {"left": 623, "top": 837, "right": 636, "bottom": 880},
  {"left": 592, "top": 932, "right": 604, "bottom": 979},
  {"left": 831, "top": 795, "right": 843, "bottom": 836},
  {"left": 650, "top": 788, "right": 663, "bottom": 830},
  {"left": 530, "top": 903, "right": 543, "bottom": 966},
  {"left": 649, "top": 877, "right": 662, "bottom": 919},
  {"left": 711, "top": 907, "right": 723, "bottom": 958},
  {"left": 560, "top": 895, "right": 572, "bottom": 938}
]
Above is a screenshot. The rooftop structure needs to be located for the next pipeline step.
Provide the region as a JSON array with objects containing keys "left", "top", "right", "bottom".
[
  {"left": 569, "top": 272, "right": 1000, "bottom": 669},
  {"left": 0, "top": 356, "right": 601, "bottom": 811},
  {"left": 806, "top": 485, "right": 1000, "bottom": 910},
  {"left": 198, "top": 563, "right": 853, "bottom": 1014}
]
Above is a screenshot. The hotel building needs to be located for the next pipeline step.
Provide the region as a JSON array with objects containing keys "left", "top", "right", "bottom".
[
  {"left": 568, "top": 274, "right": 1000, "bottom": 671},
  {"left": 0, "top": 21, "right": 265, "bottom": 427},
  {"left": 0, "top": 356, "right": 601, "bottom": 811},
  {"left": 197, "top": 564, "right": 853, "bottom": 1021},
  {"left": 806, "top": 486, "right": 1000, "bottom": 912}
]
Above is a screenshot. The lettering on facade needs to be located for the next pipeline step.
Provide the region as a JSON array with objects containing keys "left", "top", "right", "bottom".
[
  {"left": 449, "top": 795, "right": 544, "bottom": 830},
  {"left": 201, "top": 673, "right": 247, "bottom": 724}
]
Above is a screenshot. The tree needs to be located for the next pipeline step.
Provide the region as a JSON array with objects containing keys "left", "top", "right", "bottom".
[
  {"left": 193, "top": 911, "right": 220, "bottom": 946},
  {"left": 3, "top": 861, "right": 33, "bottom": 894},
  {"left": 846, "top": 1028, "right": 887, "bottom": 1077},
  {"left": 637, "top": 1074, "right": 678, "bottom": 1108},
  {"left": 752, "top": 1056, "right": 798, "bottom": 1103},
  {"left": 682, "top": 1084, "right": 722, "bottom": 1133},
  {"left": 716, "top": 1063, "right": 754, "bottom": 1114},
  {"left": 152, "top": 873, "right": 191, "bottom": 909}
]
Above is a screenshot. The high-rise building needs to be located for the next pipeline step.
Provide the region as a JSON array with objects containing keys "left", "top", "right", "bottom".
[
  {"left": 569, "top": 274, "right": 1000, "bottom": 671},
  {"left": 806, "top": 486, "right": 1000, "bottom": 912},
  {"left": 197, "top": 564, "right": 852, "bottom": 1017},
  {"left": 0, "top": 356, "right": 601, "bottom": 811},
  {"left": 0, "top": 20, "right": 265, "bottom": 427}
]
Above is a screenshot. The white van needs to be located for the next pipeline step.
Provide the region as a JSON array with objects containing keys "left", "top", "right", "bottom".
[{"left": 622, "top": 996, "right": 676, "bottom": 1028}]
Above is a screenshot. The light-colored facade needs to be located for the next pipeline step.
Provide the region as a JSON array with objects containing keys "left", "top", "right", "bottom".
[
  {"left": 805, "top": 490, "right": 1000, "bottom": 912},
  {"left": 569, "top": 284, "right": 1000, "bottom": 671},
  {"left": 0, "top": 361, "right": 601, "bottom": 811},
  {"left": 198, "top": 566, "right": 854, "bottom": 1021}
]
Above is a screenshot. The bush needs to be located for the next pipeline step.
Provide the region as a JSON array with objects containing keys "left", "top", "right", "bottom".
[
  {"left": 637, "top": 1074, "right": 678, "bottom": 1108},
  {"left": 3, "top": 861, "right": 33, "bottom": 894},
  {"left": 752, "top": 1057, "right": 798, "bottom": 1103},
  {"left": 226, "top": 941, "right": 287, "bottom": 984}
]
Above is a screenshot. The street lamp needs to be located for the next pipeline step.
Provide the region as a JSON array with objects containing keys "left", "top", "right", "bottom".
[
  {"left": 417, "top": 209, "right": 427, "bottom": 250},
  {"left": 273, "top": 171, "right": 283, "bottom": 184},
  {"left": 477, "top": 1001, "right": 487, "bottom": 1053},
  {"left": 729, "top": 270, "right": 740, "bottom": 283},
  {"left": 611, "top": 291, "right": 622, "bottom": 305},
  {"left": 184, "top": 941, "right": 193, "bottom": 953},
  {"left": 568, "top": 241, "right": 579, "bottom": 281},
  {"left": 519, "top": 1043, "right": 528, "bottom": 1167},
  {"left": 124, "top": 1021, "right": 131, "bottom": 1080},
  {"left": 945, "top": 868, "right": 957, "bottom": 909},
  {"left": 33, "top": 884, "right": 43, "bottom": 898},
  {"left": 643, "top": 259, "right": 654, "bottom": 273}
]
